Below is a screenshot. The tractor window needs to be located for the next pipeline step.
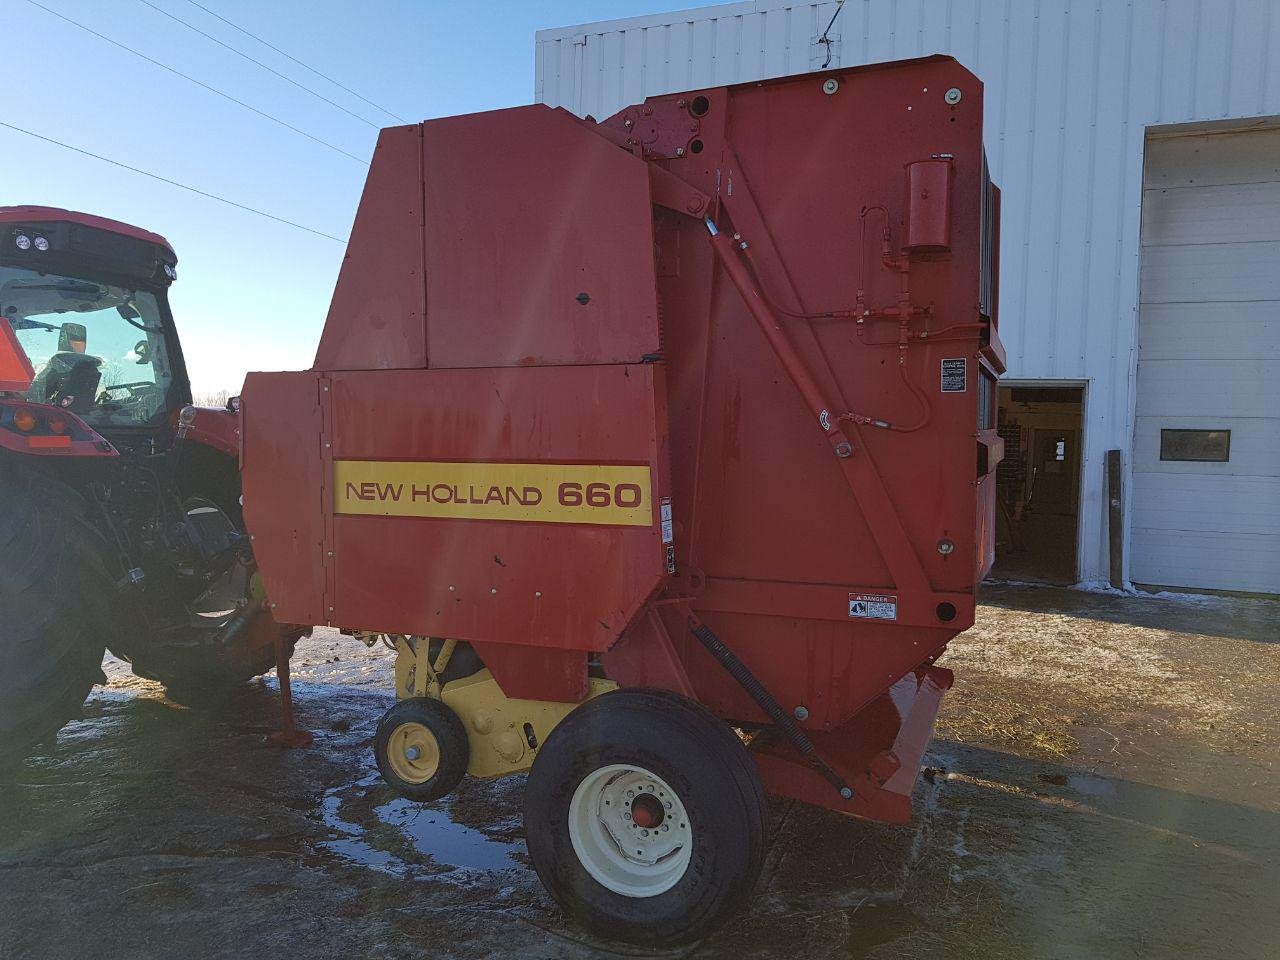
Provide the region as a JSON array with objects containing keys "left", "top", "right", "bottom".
[{"left": 0, "top": 266, "right": 173, "bottom": 428}]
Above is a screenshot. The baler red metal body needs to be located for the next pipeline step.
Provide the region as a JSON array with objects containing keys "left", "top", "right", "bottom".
[{"left": 243, "top": 55, "right": 1003, "bottom": 822}]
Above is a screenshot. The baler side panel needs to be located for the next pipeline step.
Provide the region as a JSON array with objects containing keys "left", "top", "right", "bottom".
[
  {"left": 313, "top": 124, "right": 426, "bottom": 371},
  {"left": 599, "top": 57, "right": 999, "bottom": 734},
  {"left": 324, "top": 365, "right": 669, "bottom": 652},
  {"left": 690, "top": 64, "right": 986, "bottom": 595},
  {"left": 240, "top": 371, "right": 327, "bottom": 626},
  {"left": 421, "top": 105, "right": 661, "bottom": 368}
]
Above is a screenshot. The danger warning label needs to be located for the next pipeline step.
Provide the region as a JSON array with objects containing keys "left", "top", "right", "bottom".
[
  {"left": 848, "top": 593, "right": 898, "bottom": 621},
  {"left": 940, "top": 357, "right": 967, "bottom": 393}
]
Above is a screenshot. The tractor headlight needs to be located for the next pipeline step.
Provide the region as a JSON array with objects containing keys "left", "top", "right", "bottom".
[
  {"left": 33, "top": 235, "right": 49, "bottom": 252},
  {"left": 14, "top": 233, "right": 31, "bottom": 251}
]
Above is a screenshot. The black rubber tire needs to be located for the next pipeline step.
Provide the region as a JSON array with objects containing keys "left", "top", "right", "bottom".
[
  {"left": 374, "top": 697, "right": 470, "bottom": 802},
  {"left": 114, "top": 458, "right": 291, "bottom": 694},
  {"left": 122, "top": 622, "right": 300, "bottom": 695},
  {"left": 523, "top": 689, "right": 768, "bottom": 946},
  {"left": 0, "top": 466, "right": 112, "bottom": 760}
]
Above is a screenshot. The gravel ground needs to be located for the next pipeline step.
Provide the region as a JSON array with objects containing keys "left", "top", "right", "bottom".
[{"left": 1, "top": 583, "right": 1276, "bottom": 959}]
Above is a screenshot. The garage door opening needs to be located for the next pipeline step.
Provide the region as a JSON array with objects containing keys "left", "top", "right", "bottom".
[{"left": 991, "top": 385, "right": 1085, "bottom": 585}]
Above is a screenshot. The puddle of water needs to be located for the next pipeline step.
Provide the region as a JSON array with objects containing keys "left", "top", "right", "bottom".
[
  {"left": 319, "top": 773, "right": 522, "bottom": 879},
  {"left": 1066, "top": 772, "right": 1117, "bottom": 798},
  {"left": 375, "top": 797, "right": 520, "bottom": 872},
  {"left": 1036, "top": 771, "right": 1118, "bottom": 799}
]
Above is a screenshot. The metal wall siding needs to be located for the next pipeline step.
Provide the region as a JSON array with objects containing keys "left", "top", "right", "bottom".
[{"left": 535, "top": 0, "right": 1280, "bottom": 585}]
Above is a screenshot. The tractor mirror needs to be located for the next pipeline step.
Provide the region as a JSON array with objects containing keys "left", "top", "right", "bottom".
[{"left": 0, "top": 317, "right": 35, "bottom": 393}]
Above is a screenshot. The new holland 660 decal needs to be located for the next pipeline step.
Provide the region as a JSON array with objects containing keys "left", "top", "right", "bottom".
[{"left": 333, "top": 460, "right": 653, "bottom": 526}]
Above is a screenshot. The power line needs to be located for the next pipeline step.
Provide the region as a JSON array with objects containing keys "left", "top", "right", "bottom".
[
  {"left": 185, "top": 0, "right": 407, "bottom": 124},
  {"left": 137, "top": 0, "right": 380, "bottom": 129},
  {"left": 0, "top": 120, "right": 346, "bottom": 243},
  {"left": 24, "top": 0, "right": 368, "bottom": 166}
]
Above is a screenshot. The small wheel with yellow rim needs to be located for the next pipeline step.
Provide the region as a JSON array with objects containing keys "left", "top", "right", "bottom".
[{"left": 374, "top": 698, "right": 470, "bottom": 801}]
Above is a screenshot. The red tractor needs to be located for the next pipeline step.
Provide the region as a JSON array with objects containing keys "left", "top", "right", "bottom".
[{"left": 0, "top": 206, "right": 300, "bottom": 757}]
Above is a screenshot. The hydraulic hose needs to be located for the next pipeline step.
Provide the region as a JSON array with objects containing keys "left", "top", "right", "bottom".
[{"left": 688, "top": 614, "right": 854, "bottom": 800}]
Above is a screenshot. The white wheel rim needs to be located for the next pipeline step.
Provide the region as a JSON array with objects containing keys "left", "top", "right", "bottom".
[{"left": 567, "top": 763, "right": 693, "bottom": 898}]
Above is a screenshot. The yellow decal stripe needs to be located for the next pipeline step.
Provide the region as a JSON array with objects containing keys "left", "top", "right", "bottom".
[{"left": 333, "top": 460, "right": 653, "bottom": 527}]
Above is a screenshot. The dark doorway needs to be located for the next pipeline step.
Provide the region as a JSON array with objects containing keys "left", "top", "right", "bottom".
[{"left": 990, "top": 385, "right": 1085, "bottom": 585}]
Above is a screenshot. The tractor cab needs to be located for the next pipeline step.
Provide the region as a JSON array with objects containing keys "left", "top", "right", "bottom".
[{"left": 0, "top": 207, "right": 190, "bottom": 448}]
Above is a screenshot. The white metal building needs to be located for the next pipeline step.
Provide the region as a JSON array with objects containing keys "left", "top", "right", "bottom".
[{"left": 536, "top": 0, "right": 1280, "bottom": 594}]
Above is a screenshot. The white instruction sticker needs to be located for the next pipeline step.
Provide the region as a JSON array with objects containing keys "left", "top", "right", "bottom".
[
  {"left": 848, "top": 593, "right": 898, "bottom": 620},
  {"left": 660, "top": 499, "right": 674, "bottom": 544},
  {"left": 940, "top": 358, "right": 967, "bottom": 393}
]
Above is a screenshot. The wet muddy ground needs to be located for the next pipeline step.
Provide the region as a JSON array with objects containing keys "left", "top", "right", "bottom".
[{"left": 2, "top": 583, "right": 1277, "bottom": 959}]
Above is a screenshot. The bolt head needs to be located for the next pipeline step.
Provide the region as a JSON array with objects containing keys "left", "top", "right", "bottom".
[
  {"left": 822, "top": 78, "right": 839, "bottom": 95},
  {"left": 944, "top": 87, "right": 962, "bottom": 104},
  {"left": 794, "top": 705, "right": 810, "bottom": 721},
  {"left": 840, "top": 787, "right": 854, "bottom": 800},
  {"left": 405, "top": 746, "right": 421, "bottom": 761}
]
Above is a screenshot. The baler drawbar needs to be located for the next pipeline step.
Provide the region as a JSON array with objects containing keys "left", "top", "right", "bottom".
[{"left": 242, "top": 54, "right": 1003, "bottom": 944}]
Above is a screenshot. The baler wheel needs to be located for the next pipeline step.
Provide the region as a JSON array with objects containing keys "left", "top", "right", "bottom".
[
  {"left": 374, "top": 697, "right": 470, "bottom": 802},
  {"left": 523, "top": 689, "right": 767, "bottom": 946}
]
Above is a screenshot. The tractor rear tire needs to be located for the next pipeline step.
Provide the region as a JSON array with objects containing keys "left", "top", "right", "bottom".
[
  {"left": 523, "top": 688, "right": 768, "bottom": 946},
  {"left": 0, "top": 468, "right": 112, "bottom": 760}
]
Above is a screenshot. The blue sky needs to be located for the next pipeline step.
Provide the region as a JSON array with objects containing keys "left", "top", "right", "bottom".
[{"left": 3, "top": 0, "right": 703, "bottom": 396}]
